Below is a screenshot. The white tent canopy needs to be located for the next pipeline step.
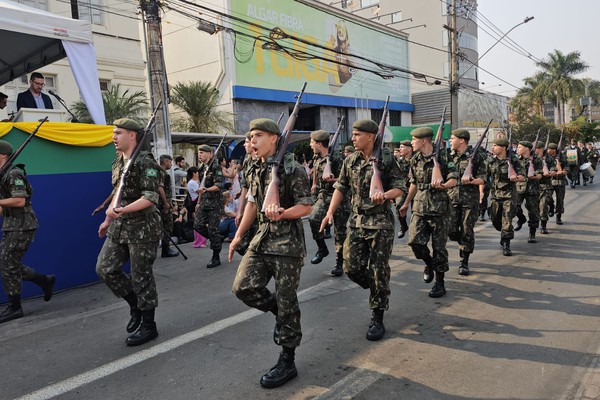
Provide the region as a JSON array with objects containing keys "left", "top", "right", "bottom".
[{"left": 0, "top": 0, "right": 105, "bottom": 124}]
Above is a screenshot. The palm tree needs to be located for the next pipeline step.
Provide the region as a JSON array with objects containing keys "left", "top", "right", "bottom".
[
  {"left": 71, "top": 83, "right": 148, "bottom": 124},
  {"left": 535, "top": 50, "right": 589, "bottom": 125},
  {"left": 515, "top": 72, "right": 548, "bottom": 118},
  {"left": 169, "top": 81, "right": 233, "bottom": 133}
]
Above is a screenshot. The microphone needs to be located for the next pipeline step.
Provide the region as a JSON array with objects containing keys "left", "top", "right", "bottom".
[{"left": 48, "top": 90, "right": 63, "bottom": 102}]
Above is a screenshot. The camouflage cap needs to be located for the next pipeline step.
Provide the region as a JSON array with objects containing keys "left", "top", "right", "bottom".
[
  {"left": 411, "top": 127, "right": 434, "bottom": 138},
  {"left": 113, "top": 118, "right": 142, "bottom": 132},
  {"left": 0, "top": 140, "right": 13, "bottom": 155},
  {"left": 519, "top": 140, "right": 533, "bottom": 149},
  {"left": 400, "top": 140, "right": 412, "bottom": 147},
  {"left": 244, "top": 131, "right": 251, "bottom": 139},
  {"left": 250, "top": 118, "right": 280, "bottom": 135},
  {"left": 451, "top": 128, "right": 470, "bottom": 141},
  {"left": 548, "top": 143, "right": 558, "bottom": 149},
  {"left": 198, "top": 144, "right": 212, "bottom": 152},
  {"left": 352, "top": 119, "right": 378, "bottom": 134},
  {"left": 310, "top": 130, "right": 330, "bottom": 142},
  {"left": 536, "top": 141, "right": 545, "bottom": 149},
  {"left": 494, "top": 137, "right": 509, "bottom": 147},
  {"left": 344, "top": 145, "right": 355, "bottom": 153}
]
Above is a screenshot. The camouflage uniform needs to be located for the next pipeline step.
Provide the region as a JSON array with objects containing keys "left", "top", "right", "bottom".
[
  {"left": 407, "top": 152, "right": 458, "bottom": 274},
  {"left": 334, "top": 150, "right": 405, "bottom": 310},
  {"left": 232, "top": 156, "right": 313, "bottom": 348},
  {"left": 487, "top": 153, "right": 525, "bottom": 241},
  {"left": 0, "top": 166, "right": 41, "bottom": 296},
  {"left": 96, "top": 151, "right": 162, "bottom": 310},
  {"left": 538, "top": 153, "right": 557, "bottom": 224},
  {"left": 550, "top": 152, "right": 568, "bottom": 217},
  {"left": 235, "top": 154, "right": 258, "bottom": 256},
  {"left": 158, "top": 166, "right": 174, "bottom": 251},
  {"left": 448, "top": 146, "right": 487, "bottom": 255},
  {"left": 194, "top": 161, "right": 224, "bottom": 252},
  {"left": 515, "top": 154, "right": 543, "bottom": 233},
  {"left": 394, "top": 156, "right": 411, "bottom": 233}
]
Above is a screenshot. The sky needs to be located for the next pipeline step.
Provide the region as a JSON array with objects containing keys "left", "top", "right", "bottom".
[{"left": 476, "top": 0, "right": 600, "bottom": 97}]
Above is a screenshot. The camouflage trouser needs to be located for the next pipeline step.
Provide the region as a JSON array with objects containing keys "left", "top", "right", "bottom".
[
  {"left": 550, "top": 185, "right": 566, "bottom": 214},
  {"left": 194, "top": 207, "right": 223, "bottom": 252},
  {"left": 232, "top": 250, "right": 303, "bottom": 347},
  {"left": 489, "top": 198, "right": 515, "bottom": 240},
  {"left": 309, "top": 195, "right": 350, "bottom": 253},
  {"left": 516, "top": 193, "right": 540, "bottom": 229},
  {"left": 448, "top": 202, "right": 479, "bottom": 254},
  {"left": 235, "top": 220, "right": 258, "bottom": 256},
  {"left": 538, "top": 188, "right": 553, "bottom": 222},
  {"left": 343, "top": 227, "right": 393, "bottom": 310},
  {"left": 96, "top": 239, "right": 159, "bottom": 310},
  {"left": 160, "top": 206, "right": 173, "bottom": 250},
  {"left": 408, "top": 214, "right": 449, "bottom": 273},
  {"left": 480, "top": 184, "right": 491, "bottom": 216},
  {"left": 0, "top": 230, "right": 37, "bottom": 296},
  {"left": 395, "top": 193, "right": 409, "bottom": 231}
]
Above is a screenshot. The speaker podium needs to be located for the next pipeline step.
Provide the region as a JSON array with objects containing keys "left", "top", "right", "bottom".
[{"left": 13, "top": 108, "right": 66, "bottom": 123}]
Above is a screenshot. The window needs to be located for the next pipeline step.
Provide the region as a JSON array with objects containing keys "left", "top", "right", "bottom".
[
  {"left": 391, "top": 12, "right": 403, "bottom": 24},
  {"left": 17, "top": 0, "right": 47, "bottom": 10},
  {"left": 99, "top": 80, "right": 110, "bottom": 91},
  {"left": 78, "top": 0, "right": 103, "bottom": 25},
  {"left": 361, "top": 0, "right": 379, "bottom": 8},
  {"left": 390, "top": 110, "right": 402, "bottom": 126},
  {"left": 371, "top": 108, "right": 383, "bottom": 123}
]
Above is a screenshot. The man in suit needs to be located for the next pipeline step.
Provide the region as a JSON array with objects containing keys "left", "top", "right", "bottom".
[{"left": 16, "top": 73, "right": 53, "bottom": 111}]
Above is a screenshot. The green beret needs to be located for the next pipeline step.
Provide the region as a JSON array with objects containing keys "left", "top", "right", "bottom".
[
  {"left": 310, "top": 130, "right": 330, "bottom": 142},
  {"left": 250, "top": 118, "right": 280, "bottom": 135},
  {"left": 244, "top": 131, "right": 251, "bottom": 139},
  {"left": 352, "top": 119, "right": 378, "bottom": 134},
  {"left": 113, "top": 118, "right": 142, "bottom": 132},
  {"left": 519, "top": 140, "right": 533, "bottom": 149},
  {"left": 451, "top": 128, "right": 470, "bottom": 141},
  {"left": 0, "top": 140, "right": 13, "bottom": 155},
  {"left": 344, "top": 145, "right": 355, "bottom": 153},
  {"left": 198, "top": 144, "right": 212, "bottom": 153},
  {"left": 400, "top": 140, "right": 412, "bottom": 147},
  {"left": 411, "top": 127, "right": 434, "bottom": 138},
  {"left": 548, "top": 143, "right": 558, "bottom": 149},
  {"left": 536, "top": 141, "right": 545, "bottom": 149},
  {"left": 494, "top": 137, "right": 509, "bottom": 147}
]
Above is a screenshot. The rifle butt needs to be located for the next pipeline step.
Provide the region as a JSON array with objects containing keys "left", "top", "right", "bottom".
[
  {"left": 369, "top": 163, "right": 384, "bottom": 198},
  {"left": 261, "top": 171, "right": 281, "bottom": 213}
]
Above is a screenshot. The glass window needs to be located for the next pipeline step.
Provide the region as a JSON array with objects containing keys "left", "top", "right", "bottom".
[
  {"left": 99, "top": 80, "right": 110, "bottom": 91},
  {"left": 361, "top": 0, "right": 379, "bottom": 8},
  {"left": 391, "top": 12, "right": 403, "bottom": 23},
  {"left": 17, "top": 0, "right": 47, "bottom": 11},
  {"left": 78, "top": 0, "right": 103, "bottom": 25}
]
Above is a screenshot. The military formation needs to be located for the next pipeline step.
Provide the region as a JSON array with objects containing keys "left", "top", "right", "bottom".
[{"left": 0, "top": 107, "right": 592, "bottom": 391}]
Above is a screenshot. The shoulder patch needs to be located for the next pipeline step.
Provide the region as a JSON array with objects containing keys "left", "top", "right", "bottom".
[
  {"left": 447, "top": 162, "right": 455, "bottom": 169},
  {"left": 146, "top": 168, "right": 158, "bottom": 177},
  {"left": 14, "top": 178, "right": 25, "bottom": 186}
]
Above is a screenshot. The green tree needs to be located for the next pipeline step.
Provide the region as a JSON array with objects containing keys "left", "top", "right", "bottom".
[
  {"left": 512, "top": 72, "right": 548, "bottom": 119},
  {"left": 71, "top": 83, "right": 148, "bottom": 124},
  {"left": 169, "top": 81, "right": 233, "bottom": 133}
]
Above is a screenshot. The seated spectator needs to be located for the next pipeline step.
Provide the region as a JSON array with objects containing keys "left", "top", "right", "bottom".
[
  {"left": 218, "top": 191, "right": 238, "bottom": 241},
  {"left": 172, "top": 200, "right": 193, "bottom": 244}
]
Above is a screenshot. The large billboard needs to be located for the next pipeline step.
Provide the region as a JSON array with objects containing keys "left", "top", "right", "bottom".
[{"left": 230, "top": 0, "right": 410, "bottom": 105}]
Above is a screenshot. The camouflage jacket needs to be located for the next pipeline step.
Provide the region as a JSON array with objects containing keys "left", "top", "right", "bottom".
[
  {"left": 0, "top": 165, "right": 38, "bottom": 231},
  {"left": 448, "top": 146, "right": 487, "bottom": 206},
  {"left": 516, "top": 154, "right": 543, "bottom": 195},
  {"left": 240, "top": 154, "right": 255, "bottom": 190},
  {"left": 247, "top": 156, "right": 313, "bottom": 258},
  {"left": 408, "top": 151, "right": 458, "bottom": 217},
  {"left": 158, "top": 166, "right": 173, "bottom": 201},
  {"left": 487, "top": 154, "right": 525, "bottom": 200},
  {"left": 313, "top": 152, "right": 343, "bottom": 199},
  {"left": 198, "top": 160, "right": 223, "bottom": 209},
  {"left": 334, "top": 150, "right": 405, "bottom": 229},
  {"left": 108, "top": 151, "right": 161, "bottom": 243},
  {"left": 395, "top": 156, "right": 411, "bottom": 188},
  {"left": 551, "top": 153, "right": 568, "bottom": 186},
  {"left": 539, "top": 154, "right": 557, "bottom": 190}
]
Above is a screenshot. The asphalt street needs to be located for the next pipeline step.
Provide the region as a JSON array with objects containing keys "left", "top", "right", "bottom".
[{"left": 1, "top": 182, "right": 599, "bottom": 400}]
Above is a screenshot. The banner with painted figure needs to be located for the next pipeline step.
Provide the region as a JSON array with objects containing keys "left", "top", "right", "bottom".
[{"left": 231, "top": 0, "right": 410, "bottom": 104}]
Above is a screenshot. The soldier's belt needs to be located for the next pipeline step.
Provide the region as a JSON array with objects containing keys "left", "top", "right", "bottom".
[
  {"left": 416, "top": 183, "right": 432, "bottom": 190},
  {"left": 353, "top": 204, "right": 386, "bottom": 215}
]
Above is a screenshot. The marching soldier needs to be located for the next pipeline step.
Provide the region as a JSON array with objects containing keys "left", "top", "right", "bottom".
[
  {"left": 230, "top": 118, "right": 312, "bottom": 389},
  {"left": 96, "top": 119, "right": 162, "bottom": 346},
  {"left": 322, "top": 119, "right": 404, "bottom": 341},
  {"left": 547, "top": 143, "right": 567, "bottom": 225},
  {"left": 0, "top": 141, "right": 55, "bottom": 323},
  {"left": 234, "top": 131, "right": 258, "bottom": 256},
  {"left": 308, "top": 129, "right": 350, "bottom": 276},
  {"left": 194, "top": 144, "right": 224, "bottom": 268},
  {"left": 515, "top": 141, "right": 543, "bottom": 243},
  {"left": 447, "top": 129, "right": 486, "bottom": 276},
  {"left": 400, "top": 127, "right": 457, "bottom": 298},
  {"left": 158, "top": 154, "right": 178, "bottom": 258},
  {"left": 395, "top": 140, "right": 412, "bottom": 239},
  {"left": 343, "top": 145, "right": 355, "bottom": 158},
  {"left": 535, "top": 142, "right": 557, "bottom": 234}
]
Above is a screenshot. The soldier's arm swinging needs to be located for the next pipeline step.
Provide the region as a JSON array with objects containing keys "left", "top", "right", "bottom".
[
  {"left": 399, "top": 184, "right": 418, "bottom": 217},
  {"left": 320, "top": 188, "right": 344, "bottom": 232},
  {"left": 0, "top": 196, "right": 26, "bottom": 208},
  {"left": 228, "top": 201, "right": 257, "bottom": 262}
]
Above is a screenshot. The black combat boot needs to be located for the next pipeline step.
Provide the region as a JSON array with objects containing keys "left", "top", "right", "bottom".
[
  {"left": 310, "top": 239, "right": 329, "bottom": 264},
  {"left": 323, "top": 225, "right": 332, "bottom": 239},
  {"left": 30, "top": 273, "right": 56, "bottom": 301},
  {"left": 540, "top": 221, "right": 549, "bottom": 234},
  {"left": 429, "top": 272, "right": 446, "bottom": 298},
  {"left": 458, "top": 252, "right": 470, "bottom": 276},
  {"left": 0, "top": 295, "right": 24, "bottom": 323},
  {"left": 260, "top": 346, "right": 298, "bottom": 388},
  {"left": 207, "top": 250, "right": 221, "bottom": 268},
  {"left": 548, "top": 203, "right": 554, "bottom": 217},
  {"left": 556, "top": 213, "right": 563, "bottom": 225},
  {"left": 479, "top": 204, "right": 486, "bottom": 221},
  {"left": 514, "top": 215, "right": 526, "bottom": 231},
  {"left": 126, "top": 309, "right": 158, "bottom": 346},
  {"left": 502, "top": 239, "right": 512, "bottom": 256},
  {"left": 331, "top": 251, "right": 344, "bottom": 277},
  {"left": 423, "top": 255, "right": 434, "bottom": 283},
  {"left": 366, "top": 309, "right": 385, "bottom": 341},
  {"left": 397, "top": 218, "right": 408, "bottom": 238},
  {"left": 528, "top": 227, "right": 537, "bottom": 243},
  {"left": 123, "top": 292, "right": 142, "bottom": 333}
]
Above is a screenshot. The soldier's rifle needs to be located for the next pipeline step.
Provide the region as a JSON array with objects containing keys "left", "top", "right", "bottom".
[
  {"left": 261, "top": 82, "right": 307, "bottom": 212},
  {"left": 430, "top": 107, "right": 447, "bottom": 185},
  {"left": 555, "top": 131, "right": 564, "bottom": 174},
  {"left": 0, "top": 117, "right": 48, "bottom": 178},
  {"left": 369, "top": 96, "right": 390, "bottom": 198},
  {"left": 110, "top": 101, "right": 162, "bottom": 212},
  {"left": 542, "top": 131, "right": 551, "bottom": 175},
  {"left": 527, "top": 128, "right": 541, "bottom": 177},
  {"left": 462, "top": 119, "right": 492, "bottom": 180},
  {"left": 506, "top": 126, "right": 517, "bottom": 179},
  {"left": 322, "top": 116, "right": 345, "bottom": 181}
]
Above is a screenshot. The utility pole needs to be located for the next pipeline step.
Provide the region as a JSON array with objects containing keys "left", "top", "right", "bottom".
[
  {"left": 140, "top": 0, "right": 172, "bottom": 158},
  {"left": 450, "top": 0, "right": 459, "bottom": 129}
]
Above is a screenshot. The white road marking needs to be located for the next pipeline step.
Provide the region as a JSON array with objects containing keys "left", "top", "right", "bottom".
[{"left": 313, "top": 362, "right": 391, "bottom": 400}]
